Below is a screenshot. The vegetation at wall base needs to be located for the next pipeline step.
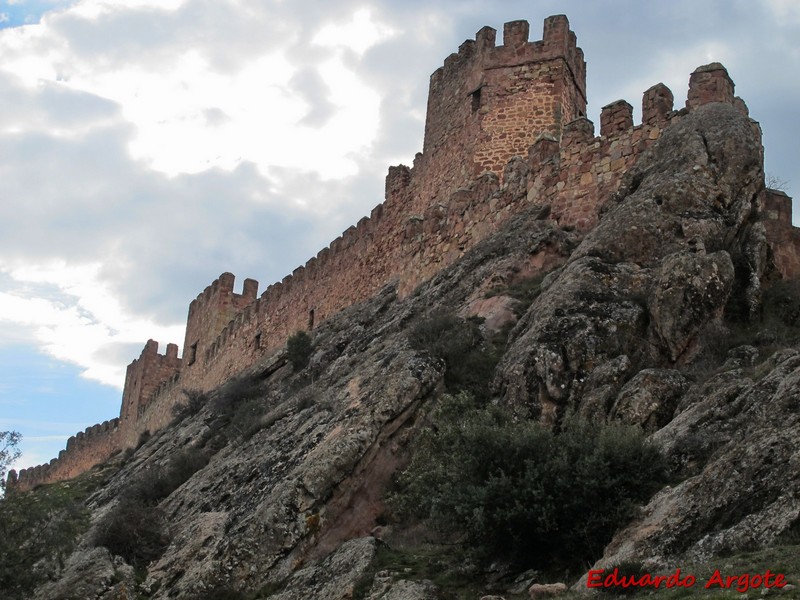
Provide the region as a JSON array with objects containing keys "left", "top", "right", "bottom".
[
  {"left": 485, "top": 269, "right": 553, "bottom": 316},
  {"left": 172, "top": 388, "right": 209, "bottom": 421},
  {"left": 351, "top": 543, "right": 486, "bottom": 600},
  {"left": 688, "top": 276, "right": 800, "bottom": 382}
]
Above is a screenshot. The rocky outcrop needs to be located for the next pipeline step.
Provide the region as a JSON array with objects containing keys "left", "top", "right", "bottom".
[
  {"left": 495, "top": 102, "right": 767, "bottom": 421},
  {"left": 583, "top": 348, "right": 800, "bottom": 576},
  {"left": 366, "top": 574, "right": 438, "bottom": 600},
  {"left": 267, "top": 537, "right": 378, "bottom": 600},
  {"left": 610, "top": 368, "right": 688, "bottom": 432},
  {"left": 33, "top": 547, "right": 136, "bottom": 600}
]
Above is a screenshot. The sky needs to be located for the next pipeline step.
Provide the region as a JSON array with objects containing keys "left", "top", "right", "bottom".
[{"left": 1, "top": 0, "right": 798, "bottom": 474}]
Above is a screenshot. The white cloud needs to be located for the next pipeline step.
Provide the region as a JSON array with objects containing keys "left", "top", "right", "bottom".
[
  {"left": 65, "top": 0, "right": 186, "bottom": 20},
  {"left": 313, "top": 8, "right": 397, "bottom": 55},
  {"left": 0, "top": 263, "right": 184, "bottom": 387},
  {"left": 0, "top": 2, "right": 387, "bottom": 179}
]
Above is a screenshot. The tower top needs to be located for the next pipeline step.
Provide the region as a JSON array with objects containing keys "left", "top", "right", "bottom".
[{"left": 416, "top": 15, "right": 586, "bottom": 204}]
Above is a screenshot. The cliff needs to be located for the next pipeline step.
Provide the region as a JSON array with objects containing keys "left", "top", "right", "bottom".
[{"left": 3, "top": 13, "right": 800, "bottom": 600}]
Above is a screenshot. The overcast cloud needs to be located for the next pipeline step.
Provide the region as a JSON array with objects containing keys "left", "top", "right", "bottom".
[{"left": 1, "top": 0, "right": 797, "bottom": 470}]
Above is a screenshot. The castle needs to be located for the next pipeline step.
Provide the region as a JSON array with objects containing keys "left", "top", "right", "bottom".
[{"left": 8, "top": 15, "right": 799, "bottom": 492}]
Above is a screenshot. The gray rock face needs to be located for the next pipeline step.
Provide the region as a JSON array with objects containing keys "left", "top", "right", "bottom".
[
  {"left": 610, "top": 369, "right": 688, "bottom": 431},
  {"left": 496, "top": 103, "right": 766, "bottom": 420},
  {"left": 586, "top": 349, "right": 800, "bottom": 573},
  {"left": 497, "top": 256, "right": 651, "bottom": 421},
  {"left": 30, "top": 205, "right": 576, "bottom": 599},
  {"left": 366, "top": 574, "right": 438, "bottom": 600},
  {"left": 268, "top": 537, "right": 377, "bottom": 600},
  {"left": 649, "top": 250, "right": 735, "bottom": 361},
  {"left": 33, "top": 547, "right": 136, "bottom": 600}
]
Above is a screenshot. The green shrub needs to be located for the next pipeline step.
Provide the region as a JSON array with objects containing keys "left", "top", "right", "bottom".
[
  {"left": 209, "top": 374, "right": 263, "bottom": 417},
  {"left": 0, "top": 431, "right": 21, "bottom": 494},
  {"left": 172, "top": 389, "right": 209, "bottom": 421},
  {"left": 202, "top": 374, "right": 275, "bottom": 445},
  {"left": 762, "top": 277, "right": 800, "bottom": 330},
  {"left": 596, "top": 560, "right": 650, "bottom": 595},
  {"left": 187, "top": 584, "right": 247, "bottom": 600},
  {"left": 485, "top": 271, "right": 552, "bottom": 316},
  {"left": 129, "top": 447, "right": 210, "bottom": 505},
  {"left": 408, "top": 311, "right": 500, "bottom": 400},
  {"left": 93, "top": 498, "right": 169, "bottom": 570},
  {"left": 287, "top": 330, "right": 313, "bottom": 371},
  {"left": 391, "top": 393, "right": 668, "bottom": 570},
  {"left": 0, "top": 481, "right": 90, "bottom": 599},
  {"left": 223, "top": 396, "right": 280, "bottom": 442},
  {"left": 135, "top": 429, "right": 151, "bottom": 450},
  {"left": 187, "top": 585, "right": 246, "bottom": 600},
  {"left": 93, "top": 447, "right": 209, "bottom": 568}
]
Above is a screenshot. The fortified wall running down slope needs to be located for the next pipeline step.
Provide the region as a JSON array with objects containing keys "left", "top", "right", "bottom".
[{"left": 7, "top": 15, "right": 799, "bottom": 493}]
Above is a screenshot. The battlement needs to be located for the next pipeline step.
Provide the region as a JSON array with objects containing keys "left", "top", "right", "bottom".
[
  {"left": 762, "top": 189, "right": 800, "bottom": 277},
  {"left": 183, "top": 273, "right": 259, "bottom": 374},
  {"left": 8, "top": 417, "right": 120, "bottom": 492},
  {"left": 687, "top": 62, "right": 735, "bottom": 109},
  {"left": 428, "top": 15, "right": 585, "bottom": 101}
]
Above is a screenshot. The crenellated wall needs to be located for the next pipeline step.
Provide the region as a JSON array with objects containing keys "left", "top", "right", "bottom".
[
  {"left": 181, "top": 273, "right": 258, "bottom": 383},
  {"left": 9, "top": 419, "right": 120, "bottom": 491},
  {"left": 9, "top": 17, "right": 800, "bottom": 493}
]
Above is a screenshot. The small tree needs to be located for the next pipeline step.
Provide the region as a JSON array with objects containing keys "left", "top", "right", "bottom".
[
  {"left": 287, "top": 330, "right": 313, "bottom": 371},
  {"left": 0, "top": 431, "right": 21, "bottom": 493}
]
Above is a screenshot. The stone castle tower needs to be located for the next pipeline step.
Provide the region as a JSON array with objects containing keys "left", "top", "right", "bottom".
[
  {"left": 414, "top": 15, "right": 586, "bottom": 206},
  {"left": 8, "top": 15, "right": 799, "bottom": 492}
]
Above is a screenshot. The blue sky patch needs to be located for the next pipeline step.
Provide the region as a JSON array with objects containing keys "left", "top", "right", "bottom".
[
  {"left": 0, "top": 344, "right": 119, "bottom": 471},
  {"left": 0, "top": 1, "right": 77, "bottom": 30}
]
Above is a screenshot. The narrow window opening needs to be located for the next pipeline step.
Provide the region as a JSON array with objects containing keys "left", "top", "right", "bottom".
[
  {"left": 471, "top": 88, "right": 482, "bottom": 113},
  {"left": 308, "top": 309, "right": 315, "bottom": 331},
  {"left": 188, "top": 341, "right": 198, "bottom": 366},
  {"left": 254, "top": 333, "right": 262, "bottom": 350}
]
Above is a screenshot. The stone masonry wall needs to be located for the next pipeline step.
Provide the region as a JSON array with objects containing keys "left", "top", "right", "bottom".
[
  {"left": 9, "top": 20, "right": 800, "bottom": 493},
  {"left": 10, "top": 419, "right": 120, "bottom": 491},
  {"left": 763, "top": 189, "right": 800, "bottom": 278},
  {"left": 120, "top": 339, "right": 182, "bottom": 425},
  {"left": 123, "top": 62, "right": 793, "bottom": 441}
]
